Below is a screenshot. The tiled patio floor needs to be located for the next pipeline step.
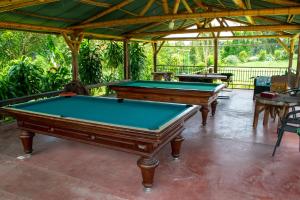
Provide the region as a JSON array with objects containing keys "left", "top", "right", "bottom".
[{"left": 1, "top": 89, "right": 300, "bottom": 200}]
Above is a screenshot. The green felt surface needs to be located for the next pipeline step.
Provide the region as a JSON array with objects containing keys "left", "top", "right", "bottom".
[
  {"left": 11, "top": 96, "right": 189, "bottom": 130},
  {"left": 115, "top": 81, "right": 220, "bottom": 91}
]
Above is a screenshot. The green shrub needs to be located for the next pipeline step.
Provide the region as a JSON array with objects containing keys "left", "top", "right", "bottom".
[
  {"left": 207, "top": 55, "right": 214, "bottom": 66},
  {"left": 258, "top": 50, "right": 267, "bottom": 61},
  {"left": 0, "top": 73, "right": 14, "bottom": 100},
  {"left": 79, "top": 40, "right": 102, "bottom": 85},
  {"left": 239, "top": 51, "right": 248, "bottom": 62},
  {"left": 223, "top": 55, "right": 240, "bottom": 65},
  {"left": 274, "top": 49, "right": 288, "bottom": 60},
  {"left": 8, "top": 57, "right": 44, "bottom": 97},
  {"left": 130, "top": 42, "right": 146, "bottom": 80},
  {"left": 265, "top": 54, "right": 274, "bottom": 61},
  {"left": 43, "top": 65, "right": 71, "bottom": 91}
]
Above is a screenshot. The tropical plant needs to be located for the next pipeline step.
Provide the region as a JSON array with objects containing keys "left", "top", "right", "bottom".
[
  {"left": 130, "top": 42, "right": 146, "bottom": 80},
  {"left": 79, "top": 40, "right": 102, "bottom": 85},
  {"left": 239, "top": 50, "right": 248, "bottom": 63},
  {"left": 8, "top": 56, "right": 44, "bottom": 97},
  {"left": 274, "top": 49, "right": 288, "bottom": 60},
  {"left": 0, "top": 70, "right": 15, "bottom": 100},
  {"left": 258, "top": 50, "right": 267, "bottom": 61},
  {"left": 190, "top": 47, "right": 197, "bottom": 66},
  {"left": 43, "top": 65, "right": 72, "bottom": 91}
]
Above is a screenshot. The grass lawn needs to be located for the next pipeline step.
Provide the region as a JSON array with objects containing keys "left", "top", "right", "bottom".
[{"left": 224, "top": 58, "right": 297, "bottom": 68}]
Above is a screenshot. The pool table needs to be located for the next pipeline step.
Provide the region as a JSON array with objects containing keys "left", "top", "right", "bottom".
[
  {"left": 0, "top": 95, "right": 197, "bottom": 190},
  {"left": 110, "top": 81, "right": 225, "bottom": 126}
]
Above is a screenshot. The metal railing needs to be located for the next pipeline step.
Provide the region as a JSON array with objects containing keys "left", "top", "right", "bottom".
[
  {"left": 157, "top": 65, "right": 288, "bottom": 88},
  {"left": 218, "top": 66, "right": 287, "bottom": 87},
  {"left": 157, "top": 65, "right": 205, "bottom": 75}
]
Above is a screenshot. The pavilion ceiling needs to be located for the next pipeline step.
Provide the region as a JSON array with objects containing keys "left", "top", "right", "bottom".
[{"left": 0, "top": 0, "right": 300, "bottom": 42}]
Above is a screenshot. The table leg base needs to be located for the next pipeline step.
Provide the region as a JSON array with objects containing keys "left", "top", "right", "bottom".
[{"left": 137, "top": 157, "right": 159, "bottom": 189}]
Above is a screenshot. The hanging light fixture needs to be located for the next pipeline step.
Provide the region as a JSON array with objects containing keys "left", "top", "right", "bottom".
[{"left": 169, "top": 20, "right": 175, "bottom": 30}]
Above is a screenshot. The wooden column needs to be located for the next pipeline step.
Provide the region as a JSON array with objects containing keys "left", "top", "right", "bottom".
[
  {"left": 62, "top": 32, "right": 84, "bottom": 81},
  {"left": 153, "top": 42, "right": 157, "bottom": 72},
  {"left": 296, "top": 36, "right": 300, "bottom": 88},
  {"left": 123, "top": 40, "right": 130, "bottom": 80},
  {"left": 288, "top": 38, "right": 295, "bottom": 87},
  {"left": 213, "top": 38, "right": 218, "bottom": 73}
]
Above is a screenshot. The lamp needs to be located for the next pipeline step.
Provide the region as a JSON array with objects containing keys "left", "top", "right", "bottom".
[{"left": 169, "top": 20, "right": 175, "bottom": 30}]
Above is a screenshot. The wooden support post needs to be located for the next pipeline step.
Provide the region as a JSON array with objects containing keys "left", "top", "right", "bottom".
[
  {"left": 123, "top": 40, "right": 130, "bottom": 80},
  {"left": 296, "top": 36, "right": 300, "bottom": 88},
  {"left": 62, "top": 32, "right": 84, "bottom": 81},
  {"left": 288, "top": 38, "right": 295, "bottom": 87},
  {"left": 214, "top": 38, "right": 218, "bottom": 73},
  {"left": 153, "top": 42, "right": 157, "bottom": 72}
]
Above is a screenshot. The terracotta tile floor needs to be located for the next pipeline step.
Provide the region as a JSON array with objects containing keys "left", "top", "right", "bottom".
[{"left": 1, "top": 89, "right": 300, "bottom": 200}]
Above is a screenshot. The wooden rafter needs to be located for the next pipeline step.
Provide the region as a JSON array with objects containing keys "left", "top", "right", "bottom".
[
  {"left": 71, "top": 7, "right": 300, "bottom": 29},
  {"left": 80, "top": 0, "right": 110, "bottom": 7},
  {"left": 82, "top": 0, "right": 134, "bottom": 24},
  {"left": 173, "top": 0, "right": 180, "bottom": 14},
  {"left": 181, "top": 0, "right": 202, "bottom": 27},
  {"left": 287, "top": 15, "right": 295, "bottom": 23},
  {"left": 156, "top": 41, "right": 165, "bottom": 54},
  {"left": 192, "top": 0, "right": 208, "bottom": 10},
  {"left": 80, "top": 0, "right": 137, "bottom": 17},
  {"left": 0, "top": 21, "right": 151, "bottom": 43},
  {"left": 262, "top": 0, "right": 300, "bottom": 6},
  {"left": 161, "top": 0, "right": 169, "bottom": 14},
  {"left": 126, "top": 24, "right": 300, "bottom": 37},
  {"left": 275, "top": 38, "right": 290, "bottom": 53},
  {"left": 126, "top": 22, "right": 164, "bottom": 34},
  {"left": 154, "top": 34, "right": 292, "bottom": 41},
  {"left": 12, "top": 10, "right": 79, "bottom": 23},
  {"left": 232, "top": 0, "right": 255, "bottom": 24},
  {"left": 140, "top": 0, "right": 156, "bottom": 16},
  {"left": 222, "top": 18, "right": 235, "bottom": 36},
  {"left": 0, "top": 0, "right": 58, "bottom": 13}
]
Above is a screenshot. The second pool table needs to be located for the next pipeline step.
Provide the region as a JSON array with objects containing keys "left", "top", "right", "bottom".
[{"left": 110, "top": 81, "right": 225, "bottom": 126}]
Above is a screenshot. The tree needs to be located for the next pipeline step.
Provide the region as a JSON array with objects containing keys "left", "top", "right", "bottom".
[
  {"left": 190, "top": 47, "right": 197, "bottom": 66},
  {"left": 130, "top": 42, "right": 146, "bottom": 80},
  {"left": 79, "top": 40, "right": 102, "bottom": 85}
]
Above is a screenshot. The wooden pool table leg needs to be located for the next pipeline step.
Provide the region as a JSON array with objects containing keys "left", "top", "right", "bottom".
[
  {"left": 211, "top": 100, "right": 218, "bottom": 116},
  {"left": 171, "top": 134, "right": 184, "bottom": 159},
  {"left": 19, "top": 131, "right": 35, "bottom": 154},
  {"left": 200, "top": 106, "right": 209, "bottom": 126},
  {"left": 137, "top": 157, "right": 159, "bottom": 191}
]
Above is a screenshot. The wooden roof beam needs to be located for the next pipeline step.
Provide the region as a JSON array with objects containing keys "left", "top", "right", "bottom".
[
  {"left": 154, "top": 34, "right": 293, "bottom": 41},
  {"left": 139, "top": 0, "right": 156, "bottom": 16},
  {"left": 0, "top": 21, "right": 150, "bottom": 43},
  {"left": 71, "top": 7, "right": 300, "bottom": 29},
  {"left": 161, "top": 0, "right": 169, "bottom": 14},
  {"left": 262, "top": 0, "right": 300, "bottom": 6},
  {"left": 173, "top": 0, "right": 180, "bottom": 14},
  {"left": 82, "top": 0, "right": 134, "bottom": 24},
  {"left": 192, "top": 0, "right": 208, "bottom": 10},
  {"left": 232, "top": 0, "right": 255, "bottom": 24},
  {"left": 287, "top": 15, "right": 295, "bottom": 23},
  {"left": 276, "top": 38, "right": 290, "bottom": 53},
  {"left": 127, "top": 24, "right": 300, "bottom": 37},
  {"left": 181, "top": 0, "right": 202, "bottom": 27},
  {"left": 79, "top": 0, "right": 111, "bottom": 7},
  {"left": 0, "top": 0, "right": 58, "bottom": 13}
]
